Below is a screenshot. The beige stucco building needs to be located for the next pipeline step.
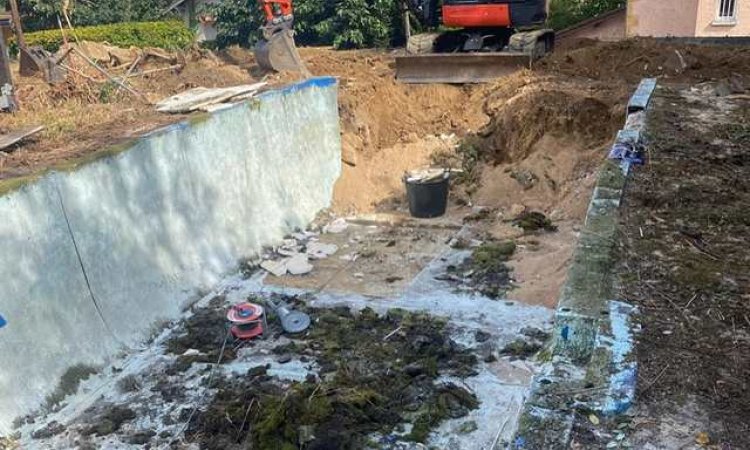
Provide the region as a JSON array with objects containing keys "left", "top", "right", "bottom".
[{"left": 627, "top": 0, "right": 750, "bottom": 37}]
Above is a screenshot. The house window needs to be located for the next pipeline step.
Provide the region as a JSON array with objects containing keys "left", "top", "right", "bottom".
[{"left": 716, "top": 0, "right": 737, "bottom": 23}]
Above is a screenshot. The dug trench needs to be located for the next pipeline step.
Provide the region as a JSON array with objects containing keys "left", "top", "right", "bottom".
[{"left": 6, "top": 43, "right": 684, "bottom": 449}]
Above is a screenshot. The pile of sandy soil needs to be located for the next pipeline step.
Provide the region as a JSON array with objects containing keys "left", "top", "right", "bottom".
[
  {"left": 403, "top": 69, "right": 625, "bottom": 223},
  {"left": 289, "top": 49, "right": 492, "bottom": 213}
]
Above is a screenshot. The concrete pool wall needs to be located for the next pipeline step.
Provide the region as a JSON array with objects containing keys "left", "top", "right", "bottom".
[{"left": 0, "top": 77, "right": 341, "bottom": 431}]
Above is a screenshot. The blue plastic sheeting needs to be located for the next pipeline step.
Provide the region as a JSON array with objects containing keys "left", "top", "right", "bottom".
[
  {"left": 608, "top": 142, "right": 644, "bottom": 175},
  {"left": 598, "top": 301, "right": 638, "bottom": 415},
  {"left": 627, "top": 78, "right": 657, "bottom": 114},
  {"left": 0, "top": 314, "right": 5, "bottom": 328},
  {"left": 259, "top": 76, "right": 337, "bottom": 99}
]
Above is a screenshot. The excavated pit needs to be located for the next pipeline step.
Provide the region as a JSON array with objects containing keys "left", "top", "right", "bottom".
[{"left": 7, "top": 47, "right": 638, "bottom": 450}]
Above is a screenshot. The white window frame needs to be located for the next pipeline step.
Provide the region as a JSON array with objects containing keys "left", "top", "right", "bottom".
[{"left": 714, "top": 0, "right": 738, "bottom": 25}]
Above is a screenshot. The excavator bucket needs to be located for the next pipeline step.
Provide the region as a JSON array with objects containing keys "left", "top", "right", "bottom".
[
  {"left": 254, "top": 29, "right": 310, "bottom": 75},
  {"left": 395, "top": 52, "right": 532, "bottom": 84}
]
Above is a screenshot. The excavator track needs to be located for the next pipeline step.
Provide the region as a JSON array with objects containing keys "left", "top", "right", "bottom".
[{"left": 396, "top": 29, "right": 553, "bottom": 84}]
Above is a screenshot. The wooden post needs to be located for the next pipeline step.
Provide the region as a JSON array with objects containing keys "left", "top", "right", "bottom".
[
  {"left": 0, "top": 16, "right": 17, "bottom": 111},
  {"left": 7, "top": 0, "right": 25, "bottom": 48}
]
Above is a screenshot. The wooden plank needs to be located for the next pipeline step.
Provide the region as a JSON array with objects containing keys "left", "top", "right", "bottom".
[{"left": 0, "top": 125, "right": 44, "bottom": 151}]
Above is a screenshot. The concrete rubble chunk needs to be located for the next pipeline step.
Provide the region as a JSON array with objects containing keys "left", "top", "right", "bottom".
[
  {"left": 323, "top": 218, "right": 348, "bottom": 234},
  {"left": 292, "top": 231, "right": 318, "bottom": 241},
  {"left": 278, "top": 247, "right": 300, "bottom": 257},
  {"left": 286, "top": 254, "right": 313, "bottom": 275},
  {"left": 306, "top": 242, "right": 338, "bottom": 259},
  {"left": 261, "top": 259, "right": 289, "bottom": 277}
]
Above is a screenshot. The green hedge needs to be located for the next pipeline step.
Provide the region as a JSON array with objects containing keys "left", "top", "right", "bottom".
[{"left": 22, "top": 21, "right": 195, "bottom": 52}]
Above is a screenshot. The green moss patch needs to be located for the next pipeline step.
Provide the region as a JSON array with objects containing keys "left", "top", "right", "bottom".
[{"left": 186, "top": 305, "right": 479, "bottom": 448}]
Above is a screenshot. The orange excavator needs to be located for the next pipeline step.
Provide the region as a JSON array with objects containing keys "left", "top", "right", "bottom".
[{"left": 253, "top": 0, "right": 553, "bottom": 84}]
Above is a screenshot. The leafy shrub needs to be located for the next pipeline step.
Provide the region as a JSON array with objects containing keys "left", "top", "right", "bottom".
[
  {"left": 22, "top": 21, "right": 194, "bottom": 52},
  {"left": 202, "top": 0, "right": 404, "bottom": 49},
  {"left": 547, "top": 0, "right": 625, "bottom": 30},
  {"left": 7, "top": 0, "right": 178, "bottom": 32}
]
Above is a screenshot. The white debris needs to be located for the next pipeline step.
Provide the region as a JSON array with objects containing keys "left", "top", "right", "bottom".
[
  {"left": 261, "top": 259, "right": 288, "bottom": 277},
  {"left": 286, "top": 254, "right": 313, "bottom": 275},
  {"left": 339, "top": 252, "right": 359, "bottom": 262},
  {"left": 323, "top": 218, "right": 349, "bottom": 234},
  {"left": 182, "top": 349, "right": 201, "bottom": 357},
  {"left": 405, "top": 167, "right": 449, "bottom": 184},
  {"left": 307, "top": 242, "right": 338, "bottom": 259},
  {"left": 292, "top": 231, "right": 319, "bottom": 241},
  {"left": 278, "top": 247, "right": 300, "bottom": 257}
]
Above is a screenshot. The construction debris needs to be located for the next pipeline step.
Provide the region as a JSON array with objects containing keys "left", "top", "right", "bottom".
[
  {"left": 286, "top": 254, "right": 313, "bottom": 275},
  {"left": 404, "top": 167, "right": 450, "bottom": 184},
  {"left": 265, "top": 299, "right": 310, "bottom": 333},
  {"left": 0, "top": 125, "right": 44, "bottom": 151},
  {"left": 322, "top": 217, "right": 348, "bottom": 234},
  {"left": 260, "top": 259, "right": 287, "bottom": 277},
  {"left": 154, "top": 83, "right": 266, "bottom": 113},
  {"left": 259, "top": 227, "right": 340, "bottom": 277}
]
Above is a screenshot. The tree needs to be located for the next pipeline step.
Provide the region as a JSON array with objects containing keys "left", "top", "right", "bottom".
[
  {"left": 203, "top": 0, "right": 403, "bottom": 49},
  {"left": 5, "top": 0, "right": 178, "bottom": 32}
]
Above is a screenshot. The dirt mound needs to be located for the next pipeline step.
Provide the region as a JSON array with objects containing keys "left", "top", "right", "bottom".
[
  {"left": 460, "top": 74, "right": 627, "bottom": 228},
  {"left": 539, "top": 38, "right": 750, "bottom": 85},
  {"left": 265, "top": 48, "right": 490, "bottom": 151},
  {"left": 272, "top": 49, "right": 492, "bottom": 213},
  {"left": 477, "top": 74, "right": 625, "bottom": 164}
]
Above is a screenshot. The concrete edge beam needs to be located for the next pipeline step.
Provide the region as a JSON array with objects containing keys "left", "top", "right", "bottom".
[{"left": 513, "top": 79, "right": 657, "bottom": 448}]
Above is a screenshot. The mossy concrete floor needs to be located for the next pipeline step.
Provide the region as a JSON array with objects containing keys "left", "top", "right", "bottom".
[{"left": 11, "top": 213, "right": 566, "bottom": 449}]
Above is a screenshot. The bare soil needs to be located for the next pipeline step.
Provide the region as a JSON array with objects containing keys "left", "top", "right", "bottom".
[
  {"left": 617, "top": 87, "right": 750, "bottom": 448},
  {"left": 539, "top": 38, "right": 750, "bottom": 86}
]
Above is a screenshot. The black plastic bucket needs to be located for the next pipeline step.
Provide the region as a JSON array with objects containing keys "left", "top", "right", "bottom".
[{"left": 405, "top": 173, "right": 449, "bottom": 218}]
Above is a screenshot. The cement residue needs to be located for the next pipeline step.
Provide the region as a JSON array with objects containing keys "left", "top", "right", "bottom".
[{"left": 15, "top": 259, "right": 553, "bottom": 450}]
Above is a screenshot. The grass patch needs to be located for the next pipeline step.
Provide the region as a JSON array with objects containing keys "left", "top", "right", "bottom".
[{"left": 513, "top": 211, "right": 558, "bottom": 232}]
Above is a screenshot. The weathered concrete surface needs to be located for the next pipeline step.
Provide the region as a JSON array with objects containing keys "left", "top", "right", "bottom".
[
  {"left": 0, "top": 77, "right": 341, "bottom": 432},
  {"left": 515, "top": 79, "right": 655, "bottom": 448}
]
